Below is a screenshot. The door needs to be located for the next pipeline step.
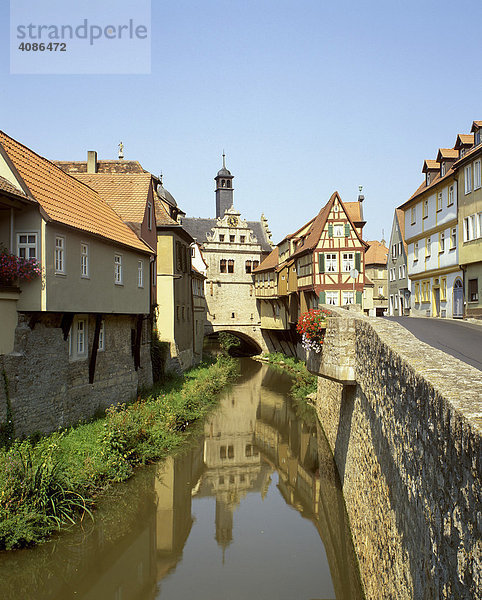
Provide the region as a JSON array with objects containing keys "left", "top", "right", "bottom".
[{"left": 453, "top": 279, "right": 464, "bottom": 318}]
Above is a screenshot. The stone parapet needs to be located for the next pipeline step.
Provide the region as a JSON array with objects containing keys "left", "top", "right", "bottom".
[{"left": 314, "top": 309, "right": 482, "bottom": 599}]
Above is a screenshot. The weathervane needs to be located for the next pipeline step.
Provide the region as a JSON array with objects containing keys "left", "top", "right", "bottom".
[{"left": 118, "top": 141, "right": 124, "bottom": 159}]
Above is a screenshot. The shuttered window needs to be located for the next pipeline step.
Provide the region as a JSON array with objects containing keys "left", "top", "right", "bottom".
[
  {"left": 319, "top": 291, "right": 326, "bottom": 304},
  {"left": 328, "top": 224, "right": 333, "bottom": 238},
  {"left": 318, "top": 253, "right": 325, "bottom": 273},
  {"left": 344, "top": 223, "right": 350, "bottom": 237},
  {"left": 356, "top": 291, "right": 362, "bottom": 305},
  {"left": 355, "top": 252, "right": 361, "bottom": 272}
]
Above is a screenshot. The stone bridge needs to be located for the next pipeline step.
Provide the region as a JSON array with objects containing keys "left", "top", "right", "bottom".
[
  {"left": 305, "top": 305, "right": 481, "bottom": 600},
  {"left": 205, "top": 322, "right": 269, "bottom": 354}
]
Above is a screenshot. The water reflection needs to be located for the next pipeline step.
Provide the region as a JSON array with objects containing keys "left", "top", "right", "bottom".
[{"left": 0, "top": 359, "right": 364, "bottom": 600}]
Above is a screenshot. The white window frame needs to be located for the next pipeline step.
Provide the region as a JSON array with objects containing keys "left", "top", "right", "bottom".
[
  {"left": 114, "top": 254, "right": 123, "bottom": 285},
  {"left": 474, "top": 160, "right": 481, "bottom": 190},
  {"left": 439, "top": 232, "right": 445, "bottom": 253},
  {"left": 55, "top": 235, "right": 65, "bottom": 274},
  {"left": 450, "top": 227, "right": 457, "bottom": 249},
  {"left": 17, "top": 232, "right": 38, "bottom": 260},
  {"left": 463, "top": 215, "right": 476, "bottom": 242},
  {"left": 326, "top": 253, "right": 337, "bottom": 272},
  {"left": 398, "top": 265, "right": 405, "bottom": 279},
  {"left": 436, "top": 192, "right": 442, "bottom": 212},
  {"left": 80, "top": 243, "right": 89, "bottom": 278},
  {"left": 465, "top": 165, "right": 472, "bottom": 194},
  {"left": 423, "top": 199, "right": 428, "bottom": 219},
  {"left": 326, "top": 291, "right": 338, "bottom": 305},
  {"left": 448, "top": 185, "right": 454, "bottom": 206},
  {"left": 342, "top": 252, "right": 354, "bottom": 272},
  {"left": 138, "top": 260, "right": 144, "bottom": 288},
  {"left": 411, "top": 206, "right": 416, "bottom": 225},
  {"left": 342, "top": 291, "right": 354, "bottom": 305},
  {"left": 147, "top": 202, "right": 153, "bottom": 230},
  {"left": 414, "top": 241, "right": 419, "bottom": 262},
  {"left": 426, "top": 237, "right": 431, "bottom": 258},
  {"left": 98, "top": 320, "right": 105, "bottom": 351},
  {"left": 334, "top": 224, "right": 344, "bottom": 237},
  {"left": 378, "top": 285, "right": 384, "bottom": 296},
  {"left": 76, "top": 319, "right": 87, "bottom": 356}
]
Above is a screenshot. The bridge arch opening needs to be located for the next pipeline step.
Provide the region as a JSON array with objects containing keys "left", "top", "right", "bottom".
[{"left": 204, "top": 331, "right": 262, "bottom": 357}]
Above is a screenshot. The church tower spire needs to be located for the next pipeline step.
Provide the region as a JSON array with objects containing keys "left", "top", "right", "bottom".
[{"left": 214, "top": 153, "right": 234, "bottom": 218}]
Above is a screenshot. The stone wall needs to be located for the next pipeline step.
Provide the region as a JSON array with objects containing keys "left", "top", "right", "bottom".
[
  {"left": 0, "top": 313, "right": 152, "bottom": 437},
  {"left": 313, "top": 308, "right": 482, "bottom": 599}
]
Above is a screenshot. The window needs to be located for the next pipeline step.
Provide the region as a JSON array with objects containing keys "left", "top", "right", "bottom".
[
  {"left": 326, "top": 253, "right": 337, "bottom": 272},
  {"left": 114, "top": 254, "right": 123, "bottom": 284},
  {"left": 426, "top": 173, "right": 431, "bottom": 186},
  {"left": 334, "top": 224, "right": 344, "bottom": 237},
  {"left": 399, "top": 264, "right": 406, "bottom": 279},
  {"left": 176, "top": 305, "right": 180, "bottom": 321},
  {"left": 17, "top": 233, "right": 37, "bottom": 260},
  {"left": 228, "top": 259, "right": 234, "bottom": 273},
  {"left": 81, "top": 243, "right": 89, "bottom": 278},
  {"left": 252, "top": 260, "right": 259, "bottom": 269},
  {"left": 98, "top": 320, "right": 105, "bottom": 351},
  {"left": 55, "top": 236, "right": 65, "bottom": 273},
  {"left": 240, "top": 236, "right": 245, "bottom": 243},
  {"left": 326, "top": 291, "right": 338, "bottom": 305},
  {"left": 423, "top": 199, "right": 428, "bottom": 219},
  {"left": 476, "top": 130, "right": 482, "bottom": 146},
  {"left": 229, "top": 235, "right": 235, "bottom": 243},
  {"left": 219, "top": 234, "right": 225, "bottom": 242},
  {"left": 468, "top": 279, "right": 478, "bottom": 302},
  {"left": 147, "top": 202, "right": 152, "bottom": 230},
  {"left": 342, "top": 291, "right": 354, "bottom": 305},
  {"left": 378, "top": 285, "right": 384, "bottom": 297},
  {"left": 152, "top": 260, "right": 157, "bottom": 286},
  {"left": 479, "top": 213, "right": 482, "bottom": 239},
  {"left": 441, "top": 162, "right": 446, "bottom": 177},
  {"left": 474, "top": 160, "right": 481, "bottom": 190},
  {"left": 441, "top": 278, "right": 447, "bottom": 302},
  {"left": 76, "top": 319, "right": 86, "bottom": 355},
  {"left": 411, "top": 206, "right": 416, "bottom": 225},
  {"left": 448, "top": 185, "right": 454, "bottom": 206},
  {"left": 414, "top": 282, "right": 420, "bottom": 303},
  {"left": 138, "top": 260, "right": 144, "bottom": 287},
  {"left": 394, "top": 295, "right": 399, "bottom": 309},
  {"left": 414, "top": 241, "right": 419, "bottom": 262},
  {"left": 245, "top": 260, "right": 252, "bottom": 273},
  {"left": 450, "top": 228, "right": 457, "bottom": 249},
  {"left": 342, "top": 253, "right": 354, "bottom": 272},
  {"left": 231, "top": 312, "right": 235, "bottom": 318},
  {"left": 220, "top": 259, "right": 227, "bottom": 273},
  {"left": 426, "top": 237, "right": 431, "bottom": 258},
  {"left": 438, "top": 232, "right": 445, "bottom": 253},
  {"left": 436, "top": 192, "right": 442, "bottom": 212},
  {"left": 463, "top": 215, "right": 476, "bottom": 242},
  {"left": 465, "top": 165, "right": 472, "bottom": 194}
]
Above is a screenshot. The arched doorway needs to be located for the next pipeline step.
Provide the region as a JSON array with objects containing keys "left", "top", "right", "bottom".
[{"left": 453, "top": 278, "right": 464, "bottom": 318}]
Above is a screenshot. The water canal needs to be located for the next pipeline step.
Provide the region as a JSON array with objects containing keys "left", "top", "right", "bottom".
[{"left": 0, "top": 359, "right": 364, "bottom": 600}]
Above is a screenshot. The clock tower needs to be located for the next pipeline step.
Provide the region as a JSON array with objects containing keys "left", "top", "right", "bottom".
[{"left": 215, "top": 152, "right": 234, "bottom": 218}]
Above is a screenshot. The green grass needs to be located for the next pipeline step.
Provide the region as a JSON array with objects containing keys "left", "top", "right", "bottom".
[{"left": 0, "top": 356, "right": 237, "bottom": 550}]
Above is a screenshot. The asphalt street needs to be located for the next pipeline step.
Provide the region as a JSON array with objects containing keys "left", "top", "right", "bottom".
[{"left": 385, "top": 317, "right": 482, "bottom": 372}]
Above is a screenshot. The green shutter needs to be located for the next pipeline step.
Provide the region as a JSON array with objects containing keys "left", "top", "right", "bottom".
[
  {"left": 319, "top": 291, "right": 326, "bottom": 304},
  {"left": 328, "top": 224, "right": 333, "bottom": 238},
  {"left": 356, "top": 291, "right": 362, "bottom": 305},
  {"left": 345, "top": 223, "right": 350, "bottom": 237},
  {"left": 318, "top": 253, "right": 325, "bottom": 273},
  {"left": 355, "top": 252, "right": 361, "bottom": 272}
]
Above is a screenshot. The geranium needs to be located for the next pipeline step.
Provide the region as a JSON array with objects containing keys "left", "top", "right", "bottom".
[
  {"left": 0, "top": 250, "right": 41, "bottom": 286},
  {"left": 297, "top": 308, "right": 329, "bottom": 353}
]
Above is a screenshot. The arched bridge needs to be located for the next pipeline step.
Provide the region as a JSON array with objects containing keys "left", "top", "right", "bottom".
[{"left": 204, "top": 323, "right": 268, "bottom": 355}]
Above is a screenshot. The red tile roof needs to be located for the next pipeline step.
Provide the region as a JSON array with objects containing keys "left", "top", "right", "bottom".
[
  {"left": 436, "top": 148, "right": 459, "bottom": 161},
  {"left": 253, "top": 246, "right": 279, "bottom": 273},
  {"left": 422, "top": 159, "right": 440, "bottom": 172},
  {"left": 395, "top": 209, "right": 407, "bottom": 255},
  {"left": 73, "top": 172, "right": 153, "bottom": 224},
  {"left": 365, "top": 240, "right": 388, "bottom": 266},
  {"left": 0, "top": 175, "right": 27, "bottom": 199},
  {"left": 0, "top": 131, "right": 151, "bottom": 253},
  {"left": 471, "top": 121, "right": 482, "bottom": 132}
]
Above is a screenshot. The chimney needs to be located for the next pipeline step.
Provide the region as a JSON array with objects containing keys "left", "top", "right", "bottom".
[{"left": 87, "top": 151, "right": 97, "bottom": 173}]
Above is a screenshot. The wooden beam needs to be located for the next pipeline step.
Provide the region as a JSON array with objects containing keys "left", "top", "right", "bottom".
[
  {"left": 89, "top": 314, "right": 102, "bottom": 384},
  {"left": 60, "top": 313, "right": 74, "bottom": 340}
]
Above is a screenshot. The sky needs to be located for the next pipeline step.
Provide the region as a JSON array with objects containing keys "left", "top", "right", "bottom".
[{"left": 2, "top": 0, "right": 482, "bottom": 245}]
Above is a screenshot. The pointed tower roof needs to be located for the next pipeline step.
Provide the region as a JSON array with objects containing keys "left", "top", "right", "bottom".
[{"left": 216, "top": 152, "right": 232, "bottom": 177}]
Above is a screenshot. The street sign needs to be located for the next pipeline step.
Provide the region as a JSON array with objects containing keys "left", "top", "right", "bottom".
[{"left": 350, "top": 268, "right": 359, "bottom": 279}]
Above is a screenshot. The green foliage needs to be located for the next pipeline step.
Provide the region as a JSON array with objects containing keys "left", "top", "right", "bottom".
[
  {"left": 0, "top": 356, "right": 237, "bottom": 550},
  {"left": 218, "top": 332, "right": 241, "bottom": 354},
  {"left": 150, "top": 331, "right": 170, "bottom": 383},
  {"left": 266, "top": 352, "right": 317, "bottom": 400}
]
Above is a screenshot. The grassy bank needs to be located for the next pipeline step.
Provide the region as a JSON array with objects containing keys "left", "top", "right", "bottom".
[
  {"left": 265, "top": 353, "right": 317, "bottom": 400},
  {"left": 0, "top": 356, "right": 237, "bottom": 550}
]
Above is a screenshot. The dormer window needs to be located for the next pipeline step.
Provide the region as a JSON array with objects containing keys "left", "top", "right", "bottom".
[
  {"left": 476, "top": 130, "right": 482, "bottom": 146},
  {"left": 426, "top": 173, "right": 431, "bottom": 186},
  {"left": 441, "top": 162, "right": 446, "bottom": 177},
  {"left": 460, "top": 148, "right": 466, "bottom": 157}
]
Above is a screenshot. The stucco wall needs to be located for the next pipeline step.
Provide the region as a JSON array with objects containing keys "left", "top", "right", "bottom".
[
  {"left": 0, "top": 313, "right": 152, "bottom": 437},
  {"left": 312, "top": 308, "right": 481, "bottom": 599}
]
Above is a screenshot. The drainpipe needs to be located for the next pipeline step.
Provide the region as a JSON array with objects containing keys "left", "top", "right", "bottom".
[{"left": 10, "top": 208, "right": 14, "bottom": 252}]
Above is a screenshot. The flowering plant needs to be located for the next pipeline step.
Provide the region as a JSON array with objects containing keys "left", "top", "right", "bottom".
[
  {"left": 296, "top": 308, "right": 329, "bottom": 353},
  {"left": 0, "top": 249, "right": 41, "bottom": 286}
]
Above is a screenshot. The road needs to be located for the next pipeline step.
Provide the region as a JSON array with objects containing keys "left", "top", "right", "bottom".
[{"left": 385, "top": 317, "right": 482, "bottom": 371}]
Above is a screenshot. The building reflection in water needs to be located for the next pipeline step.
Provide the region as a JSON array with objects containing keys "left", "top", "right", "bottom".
[{"left": 0, "top": 359, "right": 363, "bottom": 600}]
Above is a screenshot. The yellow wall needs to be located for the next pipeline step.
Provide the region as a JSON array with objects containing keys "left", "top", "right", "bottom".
[
  {"left": 0, "top": 290, "right": 20, "bottom": 353},
  {"left": 259, "top": 299, "right": 288, "bottom": 329}
]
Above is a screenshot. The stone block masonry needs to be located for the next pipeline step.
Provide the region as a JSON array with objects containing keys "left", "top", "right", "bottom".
[
  {"left": 0, "top": 313, "right": 152, "bottom": 438},
  {"left": 313, "top": 307, "right": 481, "bottom": 600}
]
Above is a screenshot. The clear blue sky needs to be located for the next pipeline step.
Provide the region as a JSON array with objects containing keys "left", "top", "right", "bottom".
[{"left": 2, "top": 0, "right": 481, "bottom": 244}]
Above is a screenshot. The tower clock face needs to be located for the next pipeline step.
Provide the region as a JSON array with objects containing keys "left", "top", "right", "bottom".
[{"left": 228, "top": 216, "right": 238, "bottom": 227}]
